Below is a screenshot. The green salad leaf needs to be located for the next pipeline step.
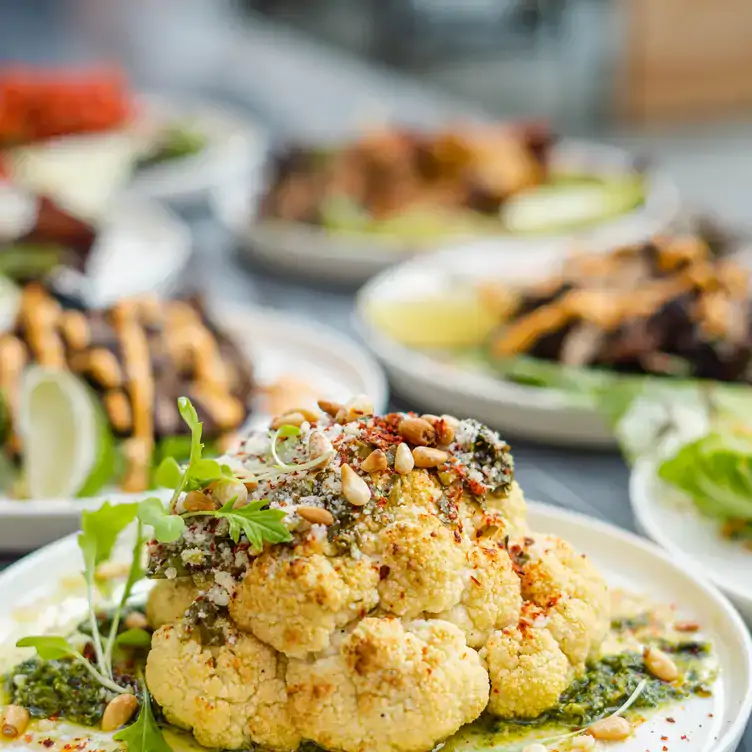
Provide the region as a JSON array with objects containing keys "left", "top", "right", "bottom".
[
  {"left": 115, "top": 629, "right": 153, "bottom": 649},
  {"left": 16, "top": 635, "right": 77, "bottom": 661},
  {"left": 138, "top": 497, "right": 185, "bottom": 543},
  {"left": 211, "top": 499, "right": 290, "bottom": 549},
  {"left": 659, "top": 432, "right": 752, "bottom": 523},
  {"left": 114, "top": 683, "right": 173, "bottom": 752}
]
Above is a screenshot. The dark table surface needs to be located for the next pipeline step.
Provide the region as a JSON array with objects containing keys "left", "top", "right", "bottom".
[{"left": 0, "top": 1, "right": 748, "bottom": 749}]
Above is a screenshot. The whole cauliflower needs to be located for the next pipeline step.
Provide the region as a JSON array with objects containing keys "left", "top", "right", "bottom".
[{"left": 145, "top": 406, "right": 609, "bottom": 751}]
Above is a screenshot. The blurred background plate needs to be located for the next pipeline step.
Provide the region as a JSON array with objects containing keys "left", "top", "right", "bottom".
[
  {"left": 50, "top": 197, "right": 192, "bottom": 308},
  {"left": 0, "top": 301, "right": 388, "bottom": 552},
  {"left": 355, "top": 239, "right": 616, "bottom": 447},
  {"left": 126, "top": 95, "right": 269, "bottom": 205},
  {"left": 215, "top": 139, "right": 679, "bottom": 286},
  {"left": 630, "top": 458, "right": 752, "bottom": 624}
]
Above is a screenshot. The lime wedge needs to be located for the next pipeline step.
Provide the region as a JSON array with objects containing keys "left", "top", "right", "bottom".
[
  {"left": 501, "top": 178, "right": 645, "bottom": 234},
  {"left": 18, "top": 367, "right": 115, "bottom": 499},
  {"left": 366, "top": 291, "right": 498, "bottom": 349}
]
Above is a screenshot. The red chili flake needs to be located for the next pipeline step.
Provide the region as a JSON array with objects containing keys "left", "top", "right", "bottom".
[
  {"left": 662, "top": 746, "right": 668, "bottom": 751},
  {"left": 661, "top": 736, "right": 669, "bottom": 741},
  {"left": 681, "top": 736, "right": 688, "bottom": 741},
  {"left": 42, "top": 742, "right": 55, "bottom": 749},
  {"left": 470, "top": 575, "right": 481, "bottom": 586},
  {"left": 666, "top": 717, "right": 676, "bottom": 723}
]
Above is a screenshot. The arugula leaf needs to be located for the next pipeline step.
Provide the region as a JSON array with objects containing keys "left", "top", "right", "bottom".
[
  {"left": 189, "top": 458, "right": 223, "bottom": 482},
  {"left": 16, "top": 635, "right": 77, "bottom": 661},
  {"left": 211, "top": 499, "right": 291, "bottom": 548},
  {"left": 114, "top": 683, "right": 174, "bottom": 752},
  {"left": 115, "top": 629, "right": 153, "bottom": 649},
  {"left": 155, "top": 457, "right": 182, "bottom": 489},
  {"left": 78, "top": 502, "right": 139, "bottom": 574},
  {"left": 138, "top": 497, "right": 185, "bottom": 543}
]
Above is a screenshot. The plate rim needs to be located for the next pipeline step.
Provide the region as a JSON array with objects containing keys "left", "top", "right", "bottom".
[
  {"left": 629, "top": 456, "right": 752, "bottom": 611},
  {"left": 0, "top": 499, "right": 749, "bottom": 752},
  {"left": 0, "top": 301, "right": 388, "bottom": 516}
]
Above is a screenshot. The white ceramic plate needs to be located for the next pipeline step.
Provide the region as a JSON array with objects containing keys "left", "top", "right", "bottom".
[
  {"left": 213, "top": 139, "right": 679, "bottom": 286},
  {"left": 0, "top": 501, "right": 749, "bottom": 752},
  {"left": 55, "top": 197, "right": 192, "bottom": 308},
  {"left": 0, "top": 302, "right": 388, "bottom": 552},
  {"left": 126, "top": 95, "right": 267, "bottom": 205},
  {"left": 355, "top": 240, "right": 616, "bottom": 447},
  {"left": 630, "top": 458, "right": 752, "bottom": 625}
]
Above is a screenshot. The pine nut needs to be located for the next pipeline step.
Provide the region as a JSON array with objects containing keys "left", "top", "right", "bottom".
[
  {"left": 394, "top": 443, "right": 415, "bottom": 475},
  {"left": 271, "top": 412, "right": 306, "bottom": 429},
  {"left": 183, "top": 490, "right": 217, "bottom": 512},
  {"left": 1, "top": 705, "right": 29, "bottom": 738},
  {"left": 412, "top": 446, "right": 449, "bottom": 468},
  {"left": 343, "top": 395, "right": 374, "bottom": 421},
  {"left": 441, "top": 414, "right": 460, "bottom": 429},
  {"left": 399, "top": 417, "right": 436, "bottom": 446},
  {"left": 571, "top": 736, "right": 595, "bottom": 751},
  {"left": 435, "top": 419, "right": 455, "bottom": 446},
  {"left": 101, "top": 693, "right": 139, "bottom": 732},
  {"left": 243, "top": 475, "right": 259, "bottom": 491},
  {"left": 644, "top": 646, "right": 679, "bottom": 682},
  {"left": 124, "top": 611, "right": 149, "bottom": 630},
  {"left": 421, "top": 414, "right": 441, "bottom": 425},
  {"left": 297, "top": 506, "right": 335, "bottom": 526},
  {"left": 209, "top": 479, "right": 249, "bottom": 509},
  {"left": 317, "top": 399, "right": 343, "bottom": 417},
  {"left": 361, "top": 449, "right": 388, "bottom": 473},
  {"left": 341, "top": 464, "right": 371, "bottom": 506},
  {"left": 309, "top": 431, "right": 334, "bottom": 463},
  {"left": 587, "top": 716, "right": 631, "bottom": 741},
  {"left": 289, "top": 407, "right": 321, "bottom": 423}
]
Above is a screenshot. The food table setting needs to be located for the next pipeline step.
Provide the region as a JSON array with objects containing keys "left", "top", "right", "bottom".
[{"left": 0, "top": 2, "right": 750, "bottom": 751}]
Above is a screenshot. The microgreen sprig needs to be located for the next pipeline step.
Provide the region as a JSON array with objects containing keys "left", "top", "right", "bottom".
[{"left": 114, "top": 680, "right": 173, "bottom": 752}]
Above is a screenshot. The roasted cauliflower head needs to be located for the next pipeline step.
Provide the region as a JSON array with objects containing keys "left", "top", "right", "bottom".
[{"left": 144, "top": 402, "right": 609, "bottom": 750}]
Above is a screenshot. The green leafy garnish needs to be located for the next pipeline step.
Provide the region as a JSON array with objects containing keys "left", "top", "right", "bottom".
[
  {"left": 187, "top": 499, "right": 291, "bottom": 549},
  {"left": 138, "top": 497, "right": 186, "bottom": 543},
  {"left": 659, "top": 431, "right": 752, "bottom": 523},
  {"left": 114, "top": 682, "right": 173, "bottom": 752},
  {"left": 16, "top": 635, "right": 77, "bottom": 661},
  {"left": 155, "top": 457, "right": 182, "bottom": 489}
]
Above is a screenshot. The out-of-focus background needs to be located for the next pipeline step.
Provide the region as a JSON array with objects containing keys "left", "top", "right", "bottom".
[{"left": 2, "top": 0, "right": 752, "bottom": 222}]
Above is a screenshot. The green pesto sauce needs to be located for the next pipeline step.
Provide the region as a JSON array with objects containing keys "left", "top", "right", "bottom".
[{"left": 5, "top": 658, "right": 108, "bottom": 727}]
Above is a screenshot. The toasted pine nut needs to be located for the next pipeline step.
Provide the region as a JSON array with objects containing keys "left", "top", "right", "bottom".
[
  {"left": 209, "top": 479, "right": 249, "bottom": 509},
  {"left": 183, "top": 490, "right": 217, "bottom": 512},
  {"left": 341, "top": 464, "right": 371, "bottom": 506},
  {"left": 344, "top": 395, "right": 374, "bottom": 421},
  {"left": 587, "top": 716, "right": 631, "bottom": 741},
  {"left": 570, "top": 735, "right": 595, "bottom": 751},
  {"left": 1, "top": 705, "right": 29, "bottom": 738},
  {"left": 124, "top": 611, "right": 149, "bottom": 630},
  {"left": 412, "top": 446, "right": 449, "bottom": 468},
  {"left": 60, "top": 310, "right": 90, "bottom": 350},
  {"left": 643, "top": 646, "right": 679, "bottom": 682},
  {"left": 394, "top": 443, "right": 415, "bottom": 475},
  {"left": 271, "top": 412, "right": 306, "bottom": 429},
  {"left": 318, "top": 399, "right": 343, "bottom": 417},
  {"left": 441, "top": 414, "right": 460, "bottom": 429},
  {"left": 101, "top": 693, "right": 139, "bottom": 732},
  {"left": 435, "top": 418, "right": 455, "bottom": 446},
  {"left": 361, "top": 449, "right": 388, "bottom": 473},
  {"left": 309, "top": 431, "right": 334, "bottom": 463},
  {"left": 289, "top": 407, "right": 321, "bottom": 423},
  {"left": 399, "top": 417, "right": 436, "bottom": 446},
  {"left": 297, "top": 506, "right": 335, "bottom": 526},
  {"left": 242, "top": 475, "right": 259, "bottom": 491},
  {"left": 421, "top": 414, "right": 441, "bottom": 425},
  {"left": 675, "top": 620, "right": 700, "bottom": 633}
]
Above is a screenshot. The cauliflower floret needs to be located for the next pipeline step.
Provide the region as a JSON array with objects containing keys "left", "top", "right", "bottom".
[
  {"left": 481, "top": 623, "right": 570, "bottom": 718},
  {"left": 287, "top": 617, "right": 489, "bottom": 752},
  {"left": 514, "top": 534, "right": 609, "bottom": 662},
  {"left": 146, "top": 579, "right": 199, "bottom": 629},
  {"left": 485, "top": 480, "right": 528, "bottom": 533},
  {"left": 146, "top": 619, "right": 300, "bottom": 751},
  {"left": 437, "top": 541, "right": 522, "bottom": 647},
  {"left": 230, "top": 550, "right": 380, "bottom": 657},
  {"left": 377, "top": 513, "right": 466, "bottom": 618}
]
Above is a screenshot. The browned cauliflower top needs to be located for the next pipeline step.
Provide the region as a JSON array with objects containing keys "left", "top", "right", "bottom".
[{"left": 144, "top": 398, "right": 609, "bottom": 752}]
